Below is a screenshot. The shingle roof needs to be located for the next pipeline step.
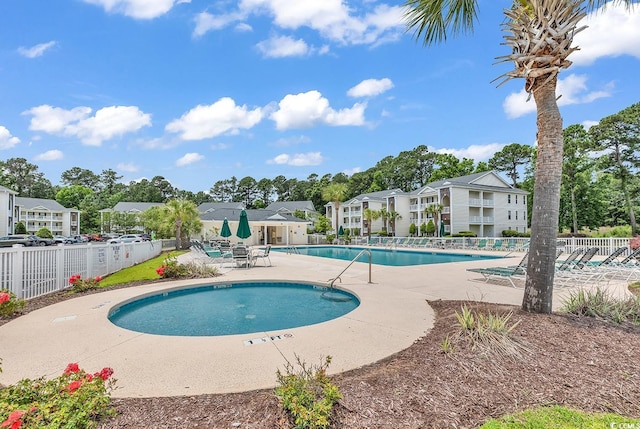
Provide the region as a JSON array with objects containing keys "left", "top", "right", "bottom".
[
  {"left": 15, "top": 197, "right": 76, "bottom": 211},
  {"left": 109, "top": 202, "right": 165, "bottom": 213},
  {"left": 265, "top": 201, "right": 316, "bottom": 212},
  {"left": 199, "top": 208, "right": 309, "bottom": 223},
  {"left": 197, "top": 202, "right": 246, "bottom": 212},
  {"left": 0, "top": 185, "right": 16, "bottom": 194}
]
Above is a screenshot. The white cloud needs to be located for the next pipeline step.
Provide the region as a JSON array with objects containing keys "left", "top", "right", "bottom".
[
  {"left": 582, "top": 120, "right": 599, "bottom": 130},
  {"left": 0, "top": 126, "right": 20, "bottom": 149},
  {"left": 347, "top": 78, "right": 393, "bottom": 98},
  {"left": 176, "top": 152, "right": 204, "bottom": 166},
  {"left": 24, "top": 104, "right": 152, "bottom": 146},
  {"left": 17, "top": 41, "right": 57, "bottom": 58},
  {"left": 270, "top": 90, "right": 366, "bottom": 130},
  {"left": 34, "top": 150, "right": 63, "bottom": 161},
  {"left": 343, "top": 167, "right": 361, "bottom": 176},
  {"left": 256, "top": 35, "right": 310, "bottom": 58},
  {"left": 433, "top": 143, "right": 507, "bottom": 161},
  {"left": 211, "top": 142, "right": 230, "bottom": 150},
  {"left": 267, "top": 152, "right": 324, "bottom": 166},
  {"left": 166, "top": 97, "right": 263, "bottom": 141},
  {"left": 117, "top": 162, "right": 139, "bottom": 172},
  {"left": 570, "top": 3, "right": 640, "bottom": 66},
  {"left": 82, "top": 0, "right": 189, "bottom": 19},
  {"left": 271, "top": 135, "right": 311, "bottom": 147},
  {"left": 502, "top": 74, "right": 614, "bottom": 118},
  {"left": 195, "top": 0, "right": 404, "bottom": 47}
]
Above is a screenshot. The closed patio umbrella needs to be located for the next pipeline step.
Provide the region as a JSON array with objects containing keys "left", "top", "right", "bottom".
[
  {"left": 220, "top": 218, "right": 232, "bottom": 238},
  {"left": 338, "top": 225, "right": 344, "bottom": 236},
  {"left": 236, "top": 210, "right": 252, "bottom": 240},
  {"left": 439, "top": 221, "right": 445, "bottom": 237}
]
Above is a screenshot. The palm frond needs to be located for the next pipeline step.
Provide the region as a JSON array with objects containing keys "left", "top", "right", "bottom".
[{"left": 403, "top": 0, "right": 479, "bottom": 45}]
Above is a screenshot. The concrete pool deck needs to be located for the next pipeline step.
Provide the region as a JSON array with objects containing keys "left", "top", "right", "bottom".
[{"left": 0, "top": 247, "right": 631, "bottom": 398}]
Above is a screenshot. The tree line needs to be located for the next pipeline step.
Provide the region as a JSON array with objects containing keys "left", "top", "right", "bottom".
[{"left": 1, "top": 102, "right": 638, "bottom": 236}]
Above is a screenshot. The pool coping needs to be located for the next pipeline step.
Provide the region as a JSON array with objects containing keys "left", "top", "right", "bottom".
[{"left": 0, "top": 247, "right": 625, "bottom": 398}]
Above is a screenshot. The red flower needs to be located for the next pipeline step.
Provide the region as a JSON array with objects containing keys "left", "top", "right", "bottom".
[
  {"left": 85, "top": 373, "right": 94, "bottom": 381},
  {"left": 68, "top": 274, "right": 81, "bottom": 285},
  {"left": 156, "top": 266, "right": 165, "bottom": 276},
  {"left": 94, "top": 275, "right": 103, "bottom": 282},
  {"left": 1, "top": 410, "right": 25, "bottom": 429},
  {"left": 98, "top": 367, "right": 114, "bottom": 380},
  {"left": 64, "top": 362, "right": 80, "bottom": 375},
  {"left": 0, "top": 293, "right": 9, "bottom": 304},
  {"left": 66, "top": 380, "right": 83, "bottom": 393}
]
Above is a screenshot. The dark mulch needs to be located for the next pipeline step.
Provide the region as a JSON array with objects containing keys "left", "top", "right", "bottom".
[{"left": 3, "top": 284, "right": 640, "bottom": 428}]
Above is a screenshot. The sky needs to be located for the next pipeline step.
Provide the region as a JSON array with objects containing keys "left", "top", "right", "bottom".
[{"left": 1, "top": 1, "right": 639, "bottom": 194}]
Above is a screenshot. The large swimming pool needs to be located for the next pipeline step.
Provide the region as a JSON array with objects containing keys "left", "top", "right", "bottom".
[{"left": 273, "top": 245, "right": 500, "bottom": 266}]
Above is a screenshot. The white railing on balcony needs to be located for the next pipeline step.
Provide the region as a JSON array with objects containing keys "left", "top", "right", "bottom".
[
  {"left": 442, "top": 207, "right": 450, "bottom": 214},
  {"left": 483, "top": 217, "right": 494, "bottom": 223},
  {"left": 409, "top": 204, "right": 419, "bottom": 211},
  {"left": 0, "top": 241, "right": 163, "bottom": 300},
  {"left": 483, "top": 199, "right": 494, "bottom": 206},
  {"left": 468, "top": 198, "right": 482, "bottom": 206}
]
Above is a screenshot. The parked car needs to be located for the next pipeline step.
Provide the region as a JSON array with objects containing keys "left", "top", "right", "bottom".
[
  {"left": 31, "top": 235, "right": 55, "bottom": 246},
  {"left": 0, "top": 235, "right": 41, "bottom": 247},
  {"left": 108, "top": 234, "right": 144, "bottom": 244},
  {"left": 53, "top": 235, "right": 74, "bottom": 244}
]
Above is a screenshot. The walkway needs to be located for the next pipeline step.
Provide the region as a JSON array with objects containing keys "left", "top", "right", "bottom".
[{"left": 0, "top": 248, "right": 630, "bottom": 398}]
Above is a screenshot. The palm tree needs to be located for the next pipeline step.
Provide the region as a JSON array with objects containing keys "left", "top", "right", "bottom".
[
  {"left": 379, "top": 207, "right": 390, "bottom": 235},
  {"left": 363, "top": 208, "right": 381, "bottom": 236},
  {"left": 322, "top": 183, "right": 348, "bottom": 234},
  {"left": 404, "top": 0, "right": 633, "bottom": 314},
  {"left": 424, "top": 204, "right": 444, "bottom": 237},
  {"left": 164, "top": 199, "right": 201, "bottom": 250},
  {"left": 388, "top": 210, "right": 403, "bottom": 236}
]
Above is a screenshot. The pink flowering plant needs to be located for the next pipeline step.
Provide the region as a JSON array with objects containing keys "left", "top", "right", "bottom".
[
  {"left": 0, "top": 290, "right": 25, "bottom": 318},
  {"left": 0, "top": 363, "right": 116, "bottom": 428},
  {"left": 155, "top": 254, "right": 217, "bottom": 279},
  {"left": 68, "top": 274, "right": 103, "bottom": 293}
]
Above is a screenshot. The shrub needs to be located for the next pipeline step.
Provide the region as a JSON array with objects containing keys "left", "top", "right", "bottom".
[
  {"left": 562, "top": 288, "right": 640, "bottom": 325},
  {"left": 0, "top": 363, "right": 116, "bottom": 429},
  {"left": 452, "top": 231, "right": 476, "bottom": 237},
  {"left": 35, "top": 227, "right": 53, "bottom": 239},
  {"left": 68, "top": 275, "right": 103, "bottom": 293},
  {"left": 14, "top": 222, "right": 26, "bottom": 234},
  {"left": 0, "top": 290, "right": 25, "bottom": 318},
  {"left": 275, "top": 355, "right": 342, "bottom": 429},
  {"left": 156, "top": 255, "right": 218, "bottom": 279},
  {"left": 501, "top": 229, "right": 530, "bottom": 237}
]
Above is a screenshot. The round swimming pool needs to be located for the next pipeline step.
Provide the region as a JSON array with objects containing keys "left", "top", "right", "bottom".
[{"left": 108, "top": 281, "right": 360, "bottom": 336}]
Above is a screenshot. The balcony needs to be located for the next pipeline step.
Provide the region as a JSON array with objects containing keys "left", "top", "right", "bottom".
[
  {"left": 442, "top": 207, "right": 450, "bottom": 214},
  {"left": 468, "top": 198, "right": 482, "bottom": 206},
  {"left": 483, "top": 199, "right": 494, "bottom": 206},
  {"left": 409, "top": 204, "right": 419, "bottom": 211},
  {"left": 469, "top": 216, "right": 494, "bottom": 224}
]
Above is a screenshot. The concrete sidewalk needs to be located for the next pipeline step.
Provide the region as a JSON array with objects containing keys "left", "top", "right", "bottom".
[{"left": 0, "top": 247, "right": 630, "bottom": 398}]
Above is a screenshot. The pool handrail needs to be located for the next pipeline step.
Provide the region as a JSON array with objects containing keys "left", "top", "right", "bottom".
[{"left": 329, "top": 248, "right": 372, "bottom": 289}]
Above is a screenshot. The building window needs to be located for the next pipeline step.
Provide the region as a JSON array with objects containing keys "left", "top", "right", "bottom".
[
  {"left": 515, "top": 195, "right": 518, "bottom": 204},
  {"left": 507, "top": 194, "right": 511, "bottom": 203},
  {"left": 508, "top": 210, "right": 511, "bottom": 220},
  {"left": 515, "top": 211, "right": 518, "bottom": 220}
]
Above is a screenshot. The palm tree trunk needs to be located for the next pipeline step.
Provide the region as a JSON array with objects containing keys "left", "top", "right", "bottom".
[
  {"left": 522, "top": 76, "right": 564, "bottom": 314},
  {"left": 571, "top": 187, "right": 578, "bottom": 233}
]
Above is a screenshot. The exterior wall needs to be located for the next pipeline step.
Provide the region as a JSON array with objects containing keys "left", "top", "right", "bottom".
[
  {"left": 17, "top": 206, "right": 80, "bottom": 236},
  {"left": 389, "top": 195, "right": 411, "bottom": 236},
  {"left": 474, "top": 173, "right": 508, "bottom": 187},
  {"left": 200, "top": 220, "right": 308, "bottom": 246},
  {"left": 449, "top": 187, "right": 470, "bottom": 234},
  {"left": 0, "top": 191, "right": 15, "bottom": 236},
  {"left": 495, "top": 191, "right": 528, "bottom": 234}
]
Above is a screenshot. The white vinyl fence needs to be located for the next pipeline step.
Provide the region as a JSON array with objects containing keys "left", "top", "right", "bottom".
[{"left": 0, "top": 241, "right": 163, "bottom": 300}]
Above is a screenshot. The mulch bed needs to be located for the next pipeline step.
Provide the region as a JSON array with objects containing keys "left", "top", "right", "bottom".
[{"left": 3, "top": 284, "right": 640, "bottom": 428}]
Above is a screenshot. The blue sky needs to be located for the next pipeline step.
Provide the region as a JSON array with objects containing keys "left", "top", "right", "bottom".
[{"left": 1, "top": 1, "right": 639, "bottom": 193}]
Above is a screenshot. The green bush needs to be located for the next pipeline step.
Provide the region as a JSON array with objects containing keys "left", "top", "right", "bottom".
[
  {"left": 0, "top": 290, "right": 26, "bottom": 318},
  {"left": 155, "top": 255, "right": 218, "bottom": 279},
  {"left": 501, "top": 230, "right": 529, "bottom": 237},
  {"left": 562, "top": 288, "right": 640, "bottom": 325},
  {"left": 68, "top": 275, "right": 103, "bottom": 293},
  {"left": 0, "top": 363, "right": 116, "bottom": 429},
  {"left": 275, "top": 355, "right": 342, "bottom": 429},
  {"left": 14, "top": 222, "right": 26, "bottom": 234},
  {"left": 35, "top": 227, "right": 53, "bottom": 239},
  {"left": 452, "top": 231, "right": 477, "bottom": 237}
]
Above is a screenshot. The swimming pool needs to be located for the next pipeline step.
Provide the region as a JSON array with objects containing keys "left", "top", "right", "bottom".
[
  {"left": 108, "top": 281, "right": 359, "bottom": 336},
  {"left": 272, "top": 245, "right": 500, "bottom": 266}
]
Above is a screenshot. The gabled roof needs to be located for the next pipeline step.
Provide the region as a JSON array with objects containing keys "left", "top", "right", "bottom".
[
  {"left": 421, "top": 171, "right": 528, "bottom": 194},
  {"left": 265, "top": 201, "right": 315, "bottom": 213},
  {"left": 15, "top": 197, "right": 75, "bottom": 211},
  {"left": 107, "top": 202, "right": 165, "bottom": 213},
  {"left": 199, "top": 208, "right": 309, "bottom": 223},
  {"left": 341, "top": 188, "right": 406, "bottom": 206},
  {"left": 197, "top": 202, "right": 246, "bottom": 213},
  {"left": 0, "top": 185, "right": 17, "bottom": 194}
]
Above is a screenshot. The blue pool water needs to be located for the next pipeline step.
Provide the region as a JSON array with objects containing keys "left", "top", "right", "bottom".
[
  {"left": 272, "top": 246, "right": 500, "bottom": 266},
  {"left": 108, "top": 281, "right": 359, "bottom": 336}
]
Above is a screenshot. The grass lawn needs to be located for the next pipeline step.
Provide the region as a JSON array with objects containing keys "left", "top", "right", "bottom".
[
  {"left": 480, "top": 405, "right": 640, "bottom": 428},
  {"left": 99, "top": 251, "right": 187, "bottom": 287}
]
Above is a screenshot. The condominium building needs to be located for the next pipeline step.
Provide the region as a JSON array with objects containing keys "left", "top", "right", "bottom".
[
  {"left": 326, "top": 171, "right": 529, "bottom": 237},
  {"left": 0, "top": 185, "right": 17, "bottom": 236},
  {"left": 15, "top": 197, "right": 81, "bottom": 236}
]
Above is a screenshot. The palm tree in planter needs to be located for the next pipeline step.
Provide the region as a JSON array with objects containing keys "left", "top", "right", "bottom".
[
  {"left": 363, "top": 208, "right": 381, "bottom": 236},
  {"left": 322, "top": 183, "right": 348, "bottom": 235},
  {"left": 403, "top": 0, "right": 633, "bottom": 313},
  {"left": 424, "top": 204, "right": 444, "bottom": 237}
]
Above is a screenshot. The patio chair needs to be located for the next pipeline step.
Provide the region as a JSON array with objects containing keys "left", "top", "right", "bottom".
[
  {"left": 466, "top": 252, "right": 529, "bottom": 288},
  {"left": 232, "top": 246, "right": 252, "bottom": 268},
  {"left": 252, "top": 245, "right": 272, "bottom": 266},
  {"left": 554, "top": 247, "right": 602, "bottom": 287}
]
